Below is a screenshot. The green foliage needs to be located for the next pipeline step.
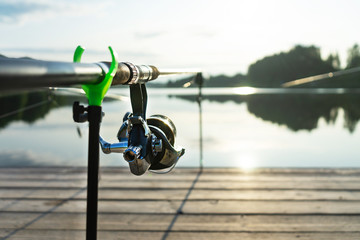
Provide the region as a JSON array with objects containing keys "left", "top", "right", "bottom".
[
  {"left": 248, "top": 45, "right": 335, "bottom": 87},
  {"left": 346, "top": 44, "right": 360, "bottom": 69},
  {"left": 326, "top": 53, "right": 341, "bottom": 70}
]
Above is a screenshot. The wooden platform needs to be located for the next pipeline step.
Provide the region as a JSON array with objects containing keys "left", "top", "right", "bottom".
[{"left": 1, "top": 167, "right": 360, "bottom": 239}]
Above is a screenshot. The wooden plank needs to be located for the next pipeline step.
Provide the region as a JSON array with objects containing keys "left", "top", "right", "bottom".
[
  {"left": 160, "top": 232, "right": 360, "bottom": 240},
  {"left": 22, "top": 213, "right": 360, "bottom": 232},
  {"left": 4, "top": 230, "right": 360, "bottom": 240},
  {"left": 0, "top": 199, "right": 16, "bottom": 210},
  {"left": 0, "top": 170, "right": 198, "bottom": 181},
  {"left": 0, "top": 213, "right": 40, "bottom": 229},
  {"left": 99, "top": 180, "right": 195, "bottom": 189},
  {"left": 2, "top": 188, "right": 360, "bottom": 201},
  {"left": 182, "top": 200, "right": 360, "bottom": 214},
  {"left": 0, "top": 230, "right": 13, "bottom": 239},
  {"left": 57, "top": 200, "right": 182, "bottom": 214},
  {"left": 2, "top": 167, "right": 360, "bottom": 181},
  {"left": 3, "top": 229, "right": 165, "bottom": 240},
  {"left": 188, "top": 189, "right": 360, "bottom": 200},
  {"left": 194, "top": 181, "right": 360, "bottom": 190},
  {"left": 0, "top": 180, "right": 87, "bottom": 188},
  {"left": 100, "top": 172, "right": 199, "bottom": 181},
  {"left": 4, "top": 199, "right": 360, "bottom": 215},
  {"left": 197, "top": 168, "right": 360, "bottom": 175},
  {"left": 0, "top": 167, "right": 78, "bottom": 174},
  {"left": 0, "top": 199, "right": 67, "bottom": 212},
  {"left": 0, "top": 199, "right": 180, "bottom": 213},
  {"left": 101, "top": 172, "right": 360, "bottom": 181},
  {"left": 1, "top": 167, "right": 359, "bottom": 175},
  {"left": 197, "top": 175, "right": 360, "bottom": 181},
  {"left": 3, "top": 168, "right": 360, "bottom": 191},
  {"left": 94, "top": 189, "right": 360, "bottom": 201},
  {"left": 0, "top": 212, "right": 40, "bottom": 229},
  {"left": 0, "top": 173, "right": 86, "bottom": 180},
  {"left": 0, "top": 189, "right": 85, "bottom": 199},
  {"left": 28, "top": 213, "right": 173, "bottom": 231},
  {"left": 3, "top": 229, "right": 85, "bottom": 240},
  {"left": 0, "top": 189, "right": 35, "bottom": 198},
  {"left": 0, "top": 189, "right": 188, "bottom": 200},
  {"left": 0, "top": 186, "right": 86, "bottom": 212},
  {"left": 0, "top": 180, "right": 195, "bottom": 189},
  {"left": 2, "top": 178, "right": 360, "bottom": 189},
  {"left": 0, "top": 173, "right": 360, "bottom": 183},
  {"left": 172, "top": 215, "right": 360, "bottom": 232},
  {"left": 85, "top": 189, "right": 188, "bottom": 200},
  {"left": 3, "top": 171, "right": 360, "bottom": 182}
]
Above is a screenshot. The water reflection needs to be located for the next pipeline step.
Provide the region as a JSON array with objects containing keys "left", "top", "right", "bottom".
[
  {"left": 0, "top": 149, "right": 63, "bottom": 167},
  {"left": 0, "top": 90, "right": 103, "bottom": 131},
  {"left": 172, "top": 89, "right": 360, "bottom": 133},
  {"left": 0, "top": 90, "right": 75, "bottom": 130},
  {"left": 2, "top": 88, "right": 360, "bottom": 134},
  {"left": 247, "top": 94, "right": 360, "bottom": 132}
]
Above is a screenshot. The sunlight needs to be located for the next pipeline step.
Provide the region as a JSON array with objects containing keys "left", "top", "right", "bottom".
[
  {"left": 183, "top": 82, "right": 192, "bottom": 88},
  {"left": 236, "top": 154, "right": 258, "bottom": 171},
  {"left": 233, "top": 87, "right": 257, "bottom": 95}
]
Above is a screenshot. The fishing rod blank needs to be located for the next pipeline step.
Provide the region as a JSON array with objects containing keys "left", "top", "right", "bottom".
[
  {"left": 0, "top": 57, "right": 103, "bottom": 90},
  {"left": 157, "top": 68, "right": 202, "bottom": 76},
  {"left": 282, "top": 66, "right": 360, "bottom": 87},
  {"left": 0, "top": 56, "right": 201, "bottom": 91}
]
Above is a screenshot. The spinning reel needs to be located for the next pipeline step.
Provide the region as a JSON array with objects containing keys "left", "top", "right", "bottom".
[{"left": 98, "top": 84, "right": 184, "bottom": 175}]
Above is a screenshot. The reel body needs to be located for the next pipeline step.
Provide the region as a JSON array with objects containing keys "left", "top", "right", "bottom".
[
  {"left": 100, "top": 113, "right": 184, "bottom": 175},
  {"left": 99, "top": 83, "right": 184, "bottom": 175}
]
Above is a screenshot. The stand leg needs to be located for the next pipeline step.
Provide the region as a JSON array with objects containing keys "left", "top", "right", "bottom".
[{"left": 86, "top": 106, "right": 102, "bottom": 240}]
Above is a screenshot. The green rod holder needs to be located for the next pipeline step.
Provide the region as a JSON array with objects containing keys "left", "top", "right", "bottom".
[{"left": 73, "top": 46, "right": 118, "bottom": 106}]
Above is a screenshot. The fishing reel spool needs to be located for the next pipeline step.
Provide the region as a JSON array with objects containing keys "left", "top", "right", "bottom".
[{"left": 99, "top": 84, "right": 184, "bottom": 175}]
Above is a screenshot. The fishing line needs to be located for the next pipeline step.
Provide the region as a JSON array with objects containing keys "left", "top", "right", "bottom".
[{"left": 0, "top": 98, "right": 53, "bottom": 120}]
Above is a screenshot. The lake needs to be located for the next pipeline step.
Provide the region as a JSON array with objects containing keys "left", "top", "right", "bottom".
[{"left": 0, "top": 87, "right": 359, "bottom": 169}]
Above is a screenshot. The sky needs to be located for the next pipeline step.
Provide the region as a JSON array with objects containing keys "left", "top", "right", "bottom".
[{"left": 0, "top": 0, "right": 360, "bottom": 76}]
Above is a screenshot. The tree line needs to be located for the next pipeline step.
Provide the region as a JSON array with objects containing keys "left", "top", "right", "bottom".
[
  {"left": 167, "top": 44, "right": 360, "bottom": 132},
  {"left": 247, "top": 44, "right": 360, "bottom": 87},
  {"left": 162, "top": 44, "right": 360, "bottom": 88}
]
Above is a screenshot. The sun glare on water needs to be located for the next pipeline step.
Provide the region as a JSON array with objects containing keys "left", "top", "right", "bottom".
[{"left": 233, "top": 87, "right": 257, "bottom": 95}]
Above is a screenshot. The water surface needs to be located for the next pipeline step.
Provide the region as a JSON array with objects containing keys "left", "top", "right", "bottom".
[{"left": 0, "top": 87, "right": 359, "bottom": 169}]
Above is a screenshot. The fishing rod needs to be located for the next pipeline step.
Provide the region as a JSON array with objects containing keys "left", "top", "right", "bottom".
[
  {"left": 282, "top": 66, "right": 360, "bottom": 87},
  {"left": 0, "top": 46, "right": 200, "bottom": 240},
  {"left": 0, "top": 53, "right": 199, "bottom": 91}
]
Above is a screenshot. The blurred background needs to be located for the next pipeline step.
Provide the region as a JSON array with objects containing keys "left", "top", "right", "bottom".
[{"left": 1, "top": 0, "right": 360, "bottom": 169}]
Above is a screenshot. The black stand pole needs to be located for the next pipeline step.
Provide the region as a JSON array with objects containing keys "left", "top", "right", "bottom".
[
  {"left": 197, "top": 85, "right": 203, "bottom": 169},
  {"left": 86, "top": 106, "right": 102, "bottom": 240},
  {"left": 196, "top": 73, "right": 204, "bottom": 169}
]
